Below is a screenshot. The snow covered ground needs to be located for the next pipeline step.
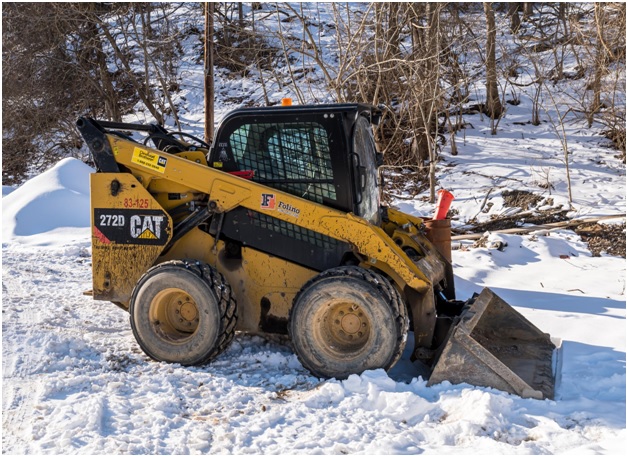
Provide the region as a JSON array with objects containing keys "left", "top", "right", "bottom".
[{"left": 2, "top": 105, "right": 625, "bottom": 454}]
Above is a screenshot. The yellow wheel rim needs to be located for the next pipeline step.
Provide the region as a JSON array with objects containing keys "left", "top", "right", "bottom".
[
  {"left": 314, "top": 299, "right": 371, "bottom": 353},
  {"left": 149, "top": 288, "right": 199, "bottom": 342}
]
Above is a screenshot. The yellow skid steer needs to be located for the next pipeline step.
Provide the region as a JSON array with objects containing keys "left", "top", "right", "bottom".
[{"left": 77, "top": 103, "right": 559, "bottom": 399}]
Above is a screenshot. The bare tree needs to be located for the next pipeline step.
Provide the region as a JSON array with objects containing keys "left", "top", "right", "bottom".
[
  {"left": 2, "top": 3, "right": 122, "bottom": 183},
  {"left": 204, "top": 2, "right": 215, "bottom": 142},
  {"left": 522, "top": 3, "right": 534, "bottom": 21},
  {"left": 535, "top": 81, "right": 574, "bottom": 204},
  {"left": 2, "top": 3, "right": 185, "bottom": 184},
  {"left": 592, "top": 3, "right": 626, "bottom": 156},
  {"left": 483, "top": 2, "right": 503, "bottom": 123},
  {"left": 508, "top": 3, "right": 521, "bottom": 34}
]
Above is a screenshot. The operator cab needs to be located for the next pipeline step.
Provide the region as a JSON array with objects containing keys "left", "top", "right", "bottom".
[{"left": 208, "top": 103, "right": 383, "bottom": 225}]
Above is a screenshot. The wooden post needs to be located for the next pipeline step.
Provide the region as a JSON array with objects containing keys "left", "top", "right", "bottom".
[{"left": 204, "top": 2, "right": 215, "bottom": 144}]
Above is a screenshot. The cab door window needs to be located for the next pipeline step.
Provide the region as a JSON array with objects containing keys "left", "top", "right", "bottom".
[{"left": 229, "top": 122, "right": 337, "bottom": 204}]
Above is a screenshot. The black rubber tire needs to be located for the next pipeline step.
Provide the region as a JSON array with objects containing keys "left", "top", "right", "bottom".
[
  {"left": 129, "top": 259, "right": 237, "bottom": 366},
  {"left": 288, "top": 266, "right": 408, "bottom": 379}
]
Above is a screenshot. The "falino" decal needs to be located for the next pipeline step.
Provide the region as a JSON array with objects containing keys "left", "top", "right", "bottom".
[
  {"left": 277, "top": 201, "right": 301, "bottom": 218},
  {"left": 260, "top": 193, "right": 300, "bottom": 217}
]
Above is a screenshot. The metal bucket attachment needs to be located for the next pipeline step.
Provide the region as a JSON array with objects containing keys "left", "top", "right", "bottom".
[{"left": 428, "top": 288, "right": 559, "bottom": 400}]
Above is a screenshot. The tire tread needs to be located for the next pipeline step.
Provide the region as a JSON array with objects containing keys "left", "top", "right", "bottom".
[
  {"left": 289, "top": 266, "right": 408, "bottom": 378},
  {"left": 130, "top": 259, "right": 237, "bottom": 366}
]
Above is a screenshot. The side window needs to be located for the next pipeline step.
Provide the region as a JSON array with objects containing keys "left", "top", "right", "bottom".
[
  {"left": 229, "top": 124, "right": 250, "bottom": 161},
  {"left": 229, "top": 123, "right": 274, "bottom": 178},
  {"left": 352, "top": 116, "right": 380, "bottom": 224},
  {"left": 228, "top": 122, "right": 337, "bottom": 204}
]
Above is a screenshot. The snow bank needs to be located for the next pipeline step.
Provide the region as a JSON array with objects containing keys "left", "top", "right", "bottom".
[
  {"left": 3, "top": 185, "right": 16, "bottom": 197},
  {"left": 2, "top": 158, "right": 94, "bottom": 246}
]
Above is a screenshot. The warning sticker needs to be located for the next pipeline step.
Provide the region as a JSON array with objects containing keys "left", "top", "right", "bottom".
[{"left": 131, "top": 147, "right": 168, "bottom": 173}]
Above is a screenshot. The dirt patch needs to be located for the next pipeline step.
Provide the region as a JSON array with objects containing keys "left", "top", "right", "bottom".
[
  {"left": 575, "top": 223, "right": 626, "bottom": 257},
  {"left": 502, "top": 190, "right": 543, "bottom": 211},
  {"left": 458, "top": 189, "right": 570, "bottom": 233}
]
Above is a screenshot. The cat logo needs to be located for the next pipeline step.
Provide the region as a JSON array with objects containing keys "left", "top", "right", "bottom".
[
  {"left": 93, "top": 208, "right": 170, "bottom": 246},
  {"left": 130, "top": 215, "right": 164, "bottom": 240}
]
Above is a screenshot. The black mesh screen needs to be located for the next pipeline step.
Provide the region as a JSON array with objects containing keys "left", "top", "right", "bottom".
[
  {"left": 220, "top": 207, "right": 349, "bottom": 272},
  {"left": 229, "top": 122, "right": 337, "bottom": 204},
  {"left": 250, "top": 211, "right": 341, "bottom": 251}
]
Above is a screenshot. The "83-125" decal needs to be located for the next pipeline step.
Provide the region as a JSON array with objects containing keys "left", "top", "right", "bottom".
[{"left": 123, "top": 197, "right": 149, "bottom": 209}]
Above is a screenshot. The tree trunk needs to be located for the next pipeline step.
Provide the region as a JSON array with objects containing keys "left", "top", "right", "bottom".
[
  {"left": 483, "top": 2, "right": 503, "bottom": 119},
  {"left": 590, "top": 3, "right": 606, "bottom": 125},
  {"left": 238, "top": 2, "right": 244, "bottom": 28},
  {"left": 204, "top": 2, "right": 215, "bottom": 143},
  {"left": 522, "top": 2, "right": 534, "bottom": 21},
  {"left": 408, "top": 4, "right": 431, "bottom": 168},
  {"left": 426, "top": 3, "right": 440, "bottom": 203},
  {"left": 410, "top": 3, "right": 425, "bottom": 51},
  {"left": 387, "top": 3, "right": 401, "bottom": 59},
  {"left": 508, "top": 3, "right": 521, "bottom": 34}
]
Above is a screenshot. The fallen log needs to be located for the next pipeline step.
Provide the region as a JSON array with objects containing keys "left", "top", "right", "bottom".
[{"left": 451, "top": 215, "right": 626, "bottom": 241}]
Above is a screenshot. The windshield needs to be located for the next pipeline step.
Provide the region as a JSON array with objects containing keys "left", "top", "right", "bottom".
[{"left": 352, "top": 116, "right": 381, "bottom": 225}]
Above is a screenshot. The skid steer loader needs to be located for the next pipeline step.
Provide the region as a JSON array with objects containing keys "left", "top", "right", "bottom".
[{"left": 77, "top": 103, "right": 559, "bottom": 399}]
